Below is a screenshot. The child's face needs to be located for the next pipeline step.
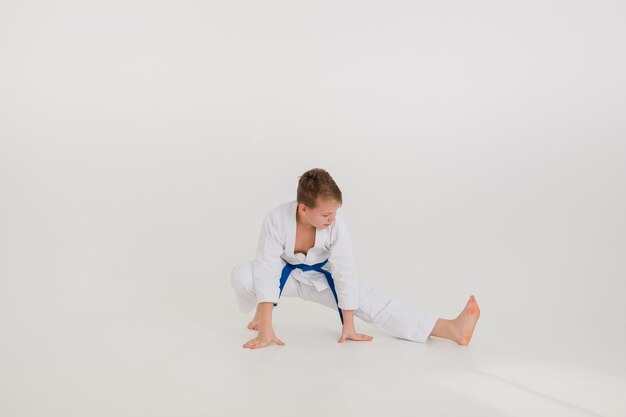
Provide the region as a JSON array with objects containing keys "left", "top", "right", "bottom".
[{"left": 300, "top": 198, "right": 341, "bottom": 229}]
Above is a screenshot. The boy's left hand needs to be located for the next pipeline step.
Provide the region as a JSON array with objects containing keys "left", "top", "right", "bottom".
[{"left": 338, "top": 325, "right": 373, "bottom": 343}]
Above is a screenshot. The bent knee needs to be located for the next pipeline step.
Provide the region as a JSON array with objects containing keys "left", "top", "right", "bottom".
[{"left": 230, "top": 261, "right": 254, "bottom": 293}]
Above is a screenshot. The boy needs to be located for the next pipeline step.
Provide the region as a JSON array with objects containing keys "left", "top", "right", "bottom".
[{"left": 230, "top": 168, "right": 480, "bottom": 349}]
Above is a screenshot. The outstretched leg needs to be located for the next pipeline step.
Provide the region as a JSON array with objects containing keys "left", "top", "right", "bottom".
[{"left": 298, "top": 280, "right": 480, "bottom": 345}]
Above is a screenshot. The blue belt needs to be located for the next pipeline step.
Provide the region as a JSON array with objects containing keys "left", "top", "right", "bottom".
[{"left": 273, "top": 258, "right": 344, "bottom": 325}]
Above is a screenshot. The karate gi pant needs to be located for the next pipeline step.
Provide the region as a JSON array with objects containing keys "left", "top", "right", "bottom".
[{"left": 230, "top": 260, "right": 438, "bottom": 343}]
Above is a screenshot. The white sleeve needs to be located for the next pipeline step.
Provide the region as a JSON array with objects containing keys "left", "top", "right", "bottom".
[
  {"left": 327, "top": 214, "right": 359, "bottom": 311},
  {"left": 252, "top": 213, "right": 286, "bottom": 304}
]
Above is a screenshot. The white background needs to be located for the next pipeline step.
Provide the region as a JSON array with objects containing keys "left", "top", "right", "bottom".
[{"left": 1, "top": 1, "right": 625, "bottom": 416}]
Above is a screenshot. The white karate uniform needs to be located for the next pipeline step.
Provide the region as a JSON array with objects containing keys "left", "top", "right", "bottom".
[{"left": 230, "top": 199, "right": 438, "bottom": 343}]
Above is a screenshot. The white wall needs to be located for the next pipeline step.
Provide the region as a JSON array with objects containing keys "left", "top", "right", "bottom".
[{"left": 1, "top": 0, "right": 625, "bottom": 370}]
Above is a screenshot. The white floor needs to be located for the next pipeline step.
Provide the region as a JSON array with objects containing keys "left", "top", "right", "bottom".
[{"left": 2, "top": 265, "right": 625, "bottom": 417}]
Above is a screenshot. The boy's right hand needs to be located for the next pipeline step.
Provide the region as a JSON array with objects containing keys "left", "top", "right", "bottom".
[{"left": 242, "top": 327, "right": 285, "bottom": 349}]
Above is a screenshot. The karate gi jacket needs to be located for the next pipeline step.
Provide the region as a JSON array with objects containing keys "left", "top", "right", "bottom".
[{"left": 252, "top": 199, "right": 359, "bottom": 311}]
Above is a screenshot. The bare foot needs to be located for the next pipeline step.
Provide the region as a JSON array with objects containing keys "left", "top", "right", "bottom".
[
  {"left": 451, "top": 295, "right": 481, "bottom": 345},
  {"left": 247, "top": 314, "right": 261, "bottom": 331}
]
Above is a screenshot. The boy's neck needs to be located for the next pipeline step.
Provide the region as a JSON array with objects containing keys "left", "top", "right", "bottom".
[{"left": 296, "top": 209, "right": 316, "bottom": 231}]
